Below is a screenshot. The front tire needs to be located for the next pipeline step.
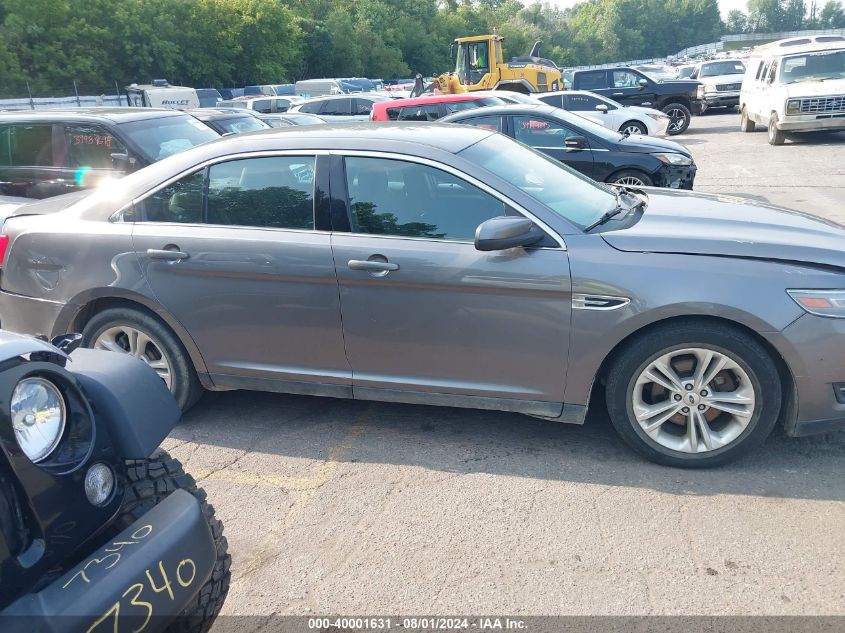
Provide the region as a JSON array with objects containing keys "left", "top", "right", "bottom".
[
  {"left": 114, "top": 450, "right": 230, "bottom": 633},
  {"left": 662, "top": 102, "right": 691, "bottom": 135},
  {"left": 605, "top": 322, "right": 781, "bottom": 467},
  {"left": 740, "top": 107, "right": 755, "bottom": 132},
  {"left": 609, "top": 170, "right": 653, "bottom": 187},
  {"left": 619, "top": 120, "right": 648, "bottom": 135},
  {"left": 768, "top": 113, "right": 785, "bottom": 145},
  {"left": 82, "top": 307, "right": 203, "bottom": 411}
]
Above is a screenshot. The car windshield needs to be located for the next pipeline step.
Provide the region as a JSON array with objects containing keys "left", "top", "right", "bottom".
[
  {"left": 118, "top": 115, "right": 220, "bottom": 162},
  {"left": 699, "top": 61, "right": 745, "bottom": 77},
  {"left": 460, "top": 135, "right": 616, "bottom": 230},
  {"left": 780, "top": 49, "right": 845, "bottom": 83}
]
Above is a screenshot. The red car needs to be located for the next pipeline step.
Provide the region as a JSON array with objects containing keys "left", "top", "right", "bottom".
[{"left": 369, "top": 93, "right": 508, "bottom": 122}]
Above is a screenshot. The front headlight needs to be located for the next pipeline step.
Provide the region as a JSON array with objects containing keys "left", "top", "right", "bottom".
[
  {"left": 696, "top": 85, "right": 705, "bottom": 99},
  {"left": 11, "top": 377, "right": 66, "bottom": 463},
  {"left": 647, "top": 113, "right": 668, "bottom": 121},
  {"left": 655, "top": 152, "right": 693, "bottom": 166},
  {"left": 787, "top": 289, "right": 845, "bottom": 318},
  {"left": 786, "top": 99, "right": 801, "bottom": 115}
]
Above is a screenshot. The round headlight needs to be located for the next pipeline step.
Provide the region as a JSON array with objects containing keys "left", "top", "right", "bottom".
[{"left": 11, "top": 377, "right": 66, "bottom": 463}]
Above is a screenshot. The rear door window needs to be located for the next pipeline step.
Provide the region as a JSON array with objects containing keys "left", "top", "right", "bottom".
[
  {"left": 297, "top": 101, "right": 323, "bottom": 114},
  {"left": 576, "top": 71, "right": 607, "bottom": 90},
  {"left": 320, "top": 99, "right": 352, "bottom": 116},
  {"left": 564, "top": 94, "right": 608, "bottom": 111},
  {"left": 207, "top": 156, "right": 315, "bottom": 229},
  {"left": 442, "top": 100, "right": 483, "bottom": 115},
  {"left": 513, "top": 116, "right": 582, "bottom": 149},
  {"left": 0, "top": 124, "right": 55, "bottom": 166},
  {"left": 397, "top": 105, "right": 440, "bottom": 121},
  {"left": 135, "top": 170, "right": 204, "bottom": 223},
  {"left": 63, "top": 124, "right": 127, "bottom": 169},
  {"left": 453, "top": 115, "right": 503, "bottom": 133},
  {"left": 537, "top": 94, "right": 564, "bottom": 108}
]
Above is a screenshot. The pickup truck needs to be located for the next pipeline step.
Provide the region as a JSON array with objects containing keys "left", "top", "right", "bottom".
[{"left": 571, "top": 67, "right": 704, "bottom": 135}]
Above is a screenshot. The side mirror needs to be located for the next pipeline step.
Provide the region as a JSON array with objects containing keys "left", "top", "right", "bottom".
[
  {"left": 565, "top": 135, "right": 588, "bottom": 150},
  {"left": 638, "top": 78, "right": 649, "bottom": 88},
  {"left": 110, "top": 152, "right": 134, "bottom": 173},
  {"left": 475, "top": 216, "right": 544, "bottom": 252},
  {"left": 595, "top": 104, "right": 609, "bottom": 113}
]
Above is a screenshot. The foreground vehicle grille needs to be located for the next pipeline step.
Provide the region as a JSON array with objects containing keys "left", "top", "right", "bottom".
[
  {"left": 715, "top": 83, "right": 741, "bottom": 91},
  {"left": 800, "top": 95, "right": 845, "bottom": 113}
]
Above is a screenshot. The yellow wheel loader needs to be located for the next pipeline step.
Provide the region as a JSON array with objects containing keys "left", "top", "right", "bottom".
[{"left": 432, "top": 34, "right": 562, "bottom": 95}]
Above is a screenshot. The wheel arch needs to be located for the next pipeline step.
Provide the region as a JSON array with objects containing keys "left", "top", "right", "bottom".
[
  {"left": 587, "top": 314, "right": 797, "bottom": 432},
  {"left": 619, "top": 119, "right": 647, "bottom": 132},
  {"left": 61, "top": 290, "right": 212, "bottom": 385}
]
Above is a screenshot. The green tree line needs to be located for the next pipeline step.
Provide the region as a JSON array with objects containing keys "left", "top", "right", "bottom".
[
  {"left": 725, "top": 0, "right": 845, "bottom": 33},
  {"left": 0, "top": 0, "right": 839, "bottom": 98}
]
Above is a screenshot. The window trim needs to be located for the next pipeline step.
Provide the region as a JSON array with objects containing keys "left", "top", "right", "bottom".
[
  {"left": 330, "top": 150, "right": 566, "bottom": 250},
  {"left": 114, "top": 149, "right": 329, "bottom": 227}
]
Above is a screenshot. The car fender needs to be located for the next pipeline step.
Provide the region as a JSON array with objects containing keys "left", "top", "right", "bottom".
[{"left": 67, "top": 348, "right": 180, "bottom": 459}]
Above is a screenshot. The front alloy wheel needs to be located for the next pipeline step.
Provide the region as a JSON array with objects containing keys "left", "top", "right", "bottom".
[
  {"left": 605, "top": 322, "right": 781, "bottom": 467},
  {"left": 93, "top": 326, "right": 173, "bottom": 388},
  {"left": 631, "top": 348, "right": 755, "bottom": 454}
]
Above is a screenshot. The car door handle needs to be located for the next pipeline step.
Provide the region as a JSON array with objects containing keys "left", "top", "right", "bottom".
[
  {"left": 612, "top": 92, "right": 625, "bottom": 97},
  {"left": 347, "top": 259, "right": 399, "bottom": 272},
  {"left": 147, "top": 248, "right": 190, "bottom": 261}
]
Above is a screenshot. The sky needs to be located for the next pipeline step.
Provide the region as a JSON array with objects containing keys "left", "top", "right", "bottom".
[{"left": 545, "top": 0, "right": 747, "bottom": 18}]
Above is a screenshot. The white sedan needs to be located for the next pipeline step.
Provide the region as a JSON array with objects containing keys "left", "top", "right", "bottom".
[{"left": 536, "top": 90, "right": 670, "bottom": 136}]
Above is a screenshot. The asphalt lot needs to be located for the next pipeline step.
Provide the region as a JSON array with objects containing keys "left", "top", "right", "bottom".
[{"left": 163, "top": 112, "right": 845, "bottom": 620}]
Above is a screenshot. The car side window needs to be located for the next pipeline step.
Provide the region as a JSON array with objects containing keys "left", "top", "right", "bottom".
[
  {"left": 135, "top": 170, "right": 204, "bottom": 224},
  {"left": 385, "top": 107, "right": 401, "bottom": 120},
  {"left": 321, "top": 99, "right": 352, "bottom": 116},
  {"left": 252, "top": 99, "right": 272, "bottom": 114},
  {"left": 398, "top": 105, "right": 440, "bottom": 121},
  {"left": 297, "top": 101, "right": 323, "bottom": 114},
  {"left": 354, "top": 99, "right": 374, "bottom": 114},
  {"left": 577, "top": 71, "right": 606, "bottom": 90},
  {"left": 454, "top": 115, "right": 502, "bottom": 132},
  {"left": 612, "top": 70, "right": 640, "bottom": 88},
  {"left": 63, "top": 125, "right": 128, "bottom": 170},
  {"left": 513, "top": 116, "right": 580, "bottom": 148},
  {"left": 767, "top": 61, "right": 778, "bottom": 84},
  {"left": 442, "top": 100, "right": 481, "bottom": 114},
  {"left": 344, "top": 156, "right": 507, "bottom": 241},
  {"left": 538, "top": 94, "right": 564, "bottom": 108},
  {"left": 207, "top": 156, "right": 315, "bottom": 230},
  {"left": 0, "top": 124, "right": 55, "bottom": 167}
]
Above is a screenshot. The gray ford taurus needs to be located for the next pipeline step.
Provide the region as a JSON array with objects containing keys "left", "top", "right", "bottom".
[{"left": 0, "top": 124, "right": 842, "bottom": 467}]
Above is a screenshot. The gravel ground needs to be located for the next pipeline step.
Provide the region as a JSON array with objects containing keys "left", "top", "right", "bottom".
[{"left": 163, "top": 112, "right": 845, "bottom": 621}]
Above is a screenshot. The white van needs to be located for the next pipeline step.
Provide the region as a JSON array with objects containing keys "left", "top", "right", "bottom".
[
  {"left": 125, "top": 80, "right": 200, "bottom": 110},
  {"left": 739, "top": 34, "right": 845, "bottom": 145},
  {"left": 294, "top": 79, "right": 344, "bottom": 98}
]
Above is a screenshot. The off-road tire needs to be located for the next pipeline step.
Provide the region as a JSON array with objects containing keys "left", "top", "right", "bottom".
[
  {"left": 605, "top": 321, "right": 781, "bottom": 468},
  {"left": 113, "top": 450, "right": 230, "bottom": 633},
  {"left": 662, "top": 102, "right": 692, "bottom": 135},
  {"left": 82, "top": 307, "right": 203, "bottom": 411},
  {"left": 768, "top": 113, "right": 785, "bottom": 145},
  {"left": 740, "top": 107, "right": 755, "bottom": 132}
]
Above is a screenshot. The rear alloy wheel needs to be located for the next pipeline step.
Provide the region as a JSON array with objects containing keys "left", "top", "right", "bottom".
[
  {"left": 619, "top": 121, "right": 648, "bottom": 136},
  {"left": 610, "top": 170, "right": 653, "bottom": 187},
  {"left": 768, "top": 113, "right": 785, "bottom": 145},
  {"left": 662, "top": 102, "right": 691, "bottom": 135},
  {"left": 606, "top": 323, "right": 781, "bottom": 467},
  {"left": 740, "top": 107, "right": 755, "bottom": 132},
  {"left": 83, "top": 307, "right": 203, "bottom": 411}
]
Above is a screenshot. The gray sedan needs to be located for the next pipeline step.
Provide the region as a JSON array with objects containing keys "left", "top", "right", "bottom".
[{"left": 1, "top": 124, "right": 843, "bottom": 467}]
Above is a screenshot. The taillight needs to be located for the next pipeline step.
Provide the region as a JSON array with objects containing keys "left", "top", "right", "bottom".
[{"left": 0, "top": 234, "right": 9, "bottom": 267}]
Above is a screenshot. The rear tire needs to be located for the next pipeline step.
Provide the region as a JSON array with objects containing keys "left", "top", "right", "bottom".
[
  {"left": 740, "top": 107, "right": 755, "bottom": 132},
  {"left": 605, "top": 322, "right": 781, "bottom": 468},
  {"left": 662, "top": 102, "right": 691, "bottom": 135},
  {"left": 609, "top": 170, "right": 653, "bottom": 187},
  {"left": 82, "top": 307, "right": 203, "bottom": 411},
  {"left": 114, "top": 450, "right": 230, "bottom": 633},
  {"left": 768, "top": 113, "right": 785, "bottom": 145}
]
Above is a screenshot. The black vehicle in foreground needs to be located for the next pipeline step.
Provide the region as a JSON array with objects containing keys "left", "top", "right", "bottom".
[
  {"left": 0, "top": 331, "right": 229, "bottom": 632},
  {"left": 0, "top": 109, "right": 220, "bottom": 199},
  {"left": 188, "top": 108, "right": 271, "bottom": 135},
  {"left": 570, "top": 67, "right": 703, "bottom": 134},
  {"left": 441, "top": 104, "right": 696, "bottom": 189}
]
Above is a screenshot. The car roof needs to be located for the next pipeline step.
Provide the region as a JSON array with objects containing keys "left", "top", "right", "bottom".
[
  {"left": 754, "top": 36, "right": 845, "bottom": 56},
  {"left": 0, "top": 107, "right": 187, "bottom": 123}
]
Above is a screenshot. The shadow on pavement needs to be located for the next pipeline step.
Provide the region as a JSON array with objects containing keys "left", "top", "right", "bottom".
[{"left": 173, "top": 389, "right": 845, "bottom": 503}]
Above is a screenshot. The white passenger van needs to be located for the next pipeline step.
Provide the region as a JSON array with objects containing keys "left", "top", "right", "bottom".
[
  {"left": 294, "top": 79, "right": 344, "bottom": 98},
  {"left": 739, "top": 34, "right": 845, "bottom": 145}
]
